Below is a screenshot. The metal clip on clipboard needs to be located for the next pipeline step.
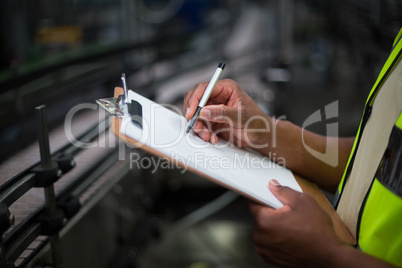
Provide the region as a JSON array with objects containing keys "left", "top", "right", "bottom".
[{"left": 96, "top": 73, "right": 143, "bottom": 128}]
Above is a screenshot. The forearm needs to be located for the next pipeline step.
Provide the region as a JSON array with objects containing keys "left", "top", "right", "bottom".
[
  {"left": 184, "top": 79, "right": 354, "bottom": 191},
  {"left": 326, "top": 244, "right": 397, "bottom": 268},
  {"left": 257, "top": 117, "right": 354, "bottom": 191}
]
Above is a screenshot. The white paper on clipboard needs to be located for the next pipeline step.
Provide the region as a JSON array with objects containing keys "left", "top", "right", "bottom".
[{"left": 119, "top": 90, "right": 302, "bottom": 208}]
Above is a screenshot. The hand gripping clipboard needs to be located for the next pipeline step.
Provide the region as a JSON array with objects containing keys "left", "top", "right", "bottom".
[{"left": 100, "top": 86, "right": 356, "bottom": 245}]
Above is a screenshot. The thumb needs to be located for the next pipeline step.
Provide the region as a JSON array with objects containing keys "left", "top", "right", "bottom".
[
  {"left": 200, "top": 105, "right": 240, "bottom": 123},
  {"left": 269, "top": 179, "right": 301, "bottom": 207}
]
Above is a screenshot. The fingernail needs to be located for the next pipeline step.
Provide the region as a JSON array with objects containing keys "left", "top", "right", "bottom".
[
  {"left": 211, "top": 134, "right": 217, "bottom": 144},
  {"left": 185, "top": 108, "right": 190, "bottom": 118},
  {"left": 270, "top": 179, "right": 281, "bottom": 187}
]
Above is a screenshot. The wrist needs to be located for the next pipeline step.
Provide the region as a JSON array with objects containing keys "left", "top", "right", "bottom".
[
  {"left": 244, "top": 113, "right": 273, "bottom": 153},
  {"left": 252, "top": 115, "right": 286, "bottom": 156},
  {"left": 321, "top": 241, "right": 354, "bottom": 268}
]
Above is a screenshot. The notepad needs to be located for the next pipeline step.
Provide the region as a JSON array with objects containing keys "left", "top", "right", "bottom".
[{"left": 119, "top": 90, "right": 302, "bottom": 208}]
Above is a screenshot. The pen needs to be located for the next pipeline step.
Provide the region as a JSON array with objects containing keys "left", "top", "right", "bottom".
[{"left": 186, "top": 62, "right": 225, "bottom": 134}]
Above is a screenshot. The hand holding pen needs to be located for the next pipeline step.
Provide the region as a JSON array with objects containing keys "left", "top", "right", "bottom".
[
  {"left": 184, "top": 66, "right": 270, "bottom": 147},
  {"left": 185, "top": 62, "right": 225, "bottom": 134}
]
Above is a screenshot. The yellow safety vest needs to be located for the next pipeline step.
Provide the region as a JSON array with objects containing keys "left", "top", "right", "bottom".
[
  {"left": 333, "top": 28, "right": 402, "bottom": 266},
  {"left": 356, "top": 112, "right": 402, "bottom": 266}
]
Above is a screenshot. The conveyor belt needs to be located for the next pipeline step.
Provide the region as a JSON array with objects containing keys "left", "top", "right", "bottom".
[{"left": 0, "top": 107, "right": 129, "bottom": 266}]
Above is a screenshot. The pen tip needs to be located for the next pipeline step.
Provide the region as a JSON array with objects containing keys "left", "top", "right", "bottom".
[{"left": 218, "top": 62, "right": 225, "bottom": 70}]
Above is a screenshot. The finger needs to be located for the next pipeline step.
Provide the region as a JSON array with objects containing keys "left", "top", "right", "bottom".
[
  {"left": 210, "top": 132, "right": 218, "bottom": 144},
  {"left": 204, "top": 79, "right": 234, "bottom": 100},
  {"left": 255, "top": 246, "right": 295, "bottom": 267},
  {"left": 269, "top": 179, "right": 302, "bottom": 207},
  {"left": 247, "top": 198, "right": 275, "bottom": 218},
  {"left": 198, "top": 127, "right": 211, "bottom": 142},
  {"left": 183, "top": 90, "right": 193, "bottom": 118},
  {"left": 192, "top": 120, "right": 214, "bottom": 142},
  {"left": 200, "top": 105, "right": 241, "bottom": 124},
  {"left": 190, "top": 118, "right": 219, "bottom": 144},
  {"left": 211, "top": 123, "right": 232, "bottom": 142},
  {"left": 254, "top": 246, "right": 278, "bottom": 266},
  {"left": 184, "top": 82, "right": 209, "bottom": 120},
  {"left": 192, "top": 120, "right": 205, "bottom": 134},
  {"left": 185, "top": 79, "right": 236, "bottom": 120},
  {"left": 198, "top": 116, "right": 219, "bottom": 144}
]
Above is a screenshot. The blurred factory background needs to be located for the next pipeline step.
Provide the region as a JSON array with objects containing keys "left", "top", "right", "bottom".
[{"left": 0, "top": 0, "right": 401, "bottom": 267}]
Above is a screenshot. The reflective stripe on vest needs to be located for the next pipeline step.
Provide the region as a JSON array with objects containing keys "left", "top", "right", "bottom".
[
  {"left": 355, "top": 112, "right": 402, "bottom": 266},
  {"left": 332, "top": 28, "right": 402, "bottom": 209}
]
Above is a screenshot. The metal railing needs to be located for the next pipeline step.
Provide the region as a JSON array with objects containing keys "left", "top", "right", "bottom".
[{"left": 0, "top": 105, "right": 113, "bottom": 267}]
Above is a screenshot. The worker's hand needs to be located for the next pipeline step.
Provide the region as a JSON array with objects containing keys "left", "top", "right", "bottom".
[
  {"left": 184, "top": 79, "right": 270, "bottom": 148},
  {"left": 247, "top": 179, "right": 345, "bottom": 267}
]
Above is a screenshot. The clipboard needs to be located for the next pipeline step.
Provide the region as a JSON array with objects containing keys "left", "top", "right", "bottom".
[{"left": 109, "top": 87, "right": 356, "bottom": 245}]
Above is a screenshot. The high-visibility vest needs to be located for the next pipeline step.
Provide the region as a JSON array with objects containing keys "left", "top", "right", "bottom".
[
  {"left": 332, "top": 28, "right": 402, "bottom": 266},
  {"left": 356, "top": 112, "right": 402, "bottom": 266}
]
